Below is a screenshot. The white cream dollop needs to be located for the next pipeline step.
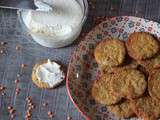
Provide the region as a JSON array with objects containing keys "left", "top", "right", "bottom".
[
  {"left": 34, "top": 0, "right": 53, "bottom": 11},
  {"left": 36, "top": 59, "right": 65, "bottom": 87}
]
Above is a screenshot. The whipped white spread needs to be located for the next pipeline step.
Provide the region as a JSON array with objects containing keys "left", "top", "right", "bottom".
[
  {"left": 22, "top": 0, "right": 83, "bottom": 38},
  {"left": 34, "top": 0, "right": 53, "bottom": 11},
  {"left": 36, "top": 59, "right": 65, "bottom": 87}
]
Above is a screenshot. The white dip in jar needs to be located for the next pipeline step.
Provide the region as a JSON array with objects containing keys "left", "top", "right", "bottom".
[{"left": 19, "top": 0, "right": 84, "bottom": 48}]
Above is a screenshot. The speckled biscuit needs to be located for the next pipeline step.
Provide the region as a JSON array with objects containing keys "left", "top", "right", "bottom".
[
  {"left": 91, "top": 74, "right": 121, "bottom": 105},
  {"left": 32, "top": 60, "right": 65, "bottom": 89},
  {"left": 126, "top": 32, "right": 159, "bottom": 60},
  {"left": 138, "top": 54, "right": 160, "bottom": 73},
  {"left": 107, "top": 100, "right": 135, "bottom": 119},
  {"left": 131, "top": 95, "right": 160, "bottom": 120},
  {"left": 111, "top": 69, "right": 147, "bottom": 99},
  {"left": 148, "top": 69, "right": 160, "bottom": 100},
  {"left": 94, "top": 39, "right": 126, "bottom": 67}
]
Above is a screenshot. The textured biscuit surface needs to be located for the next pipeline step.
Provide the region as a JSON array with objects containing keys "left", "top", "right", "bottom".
[
  {"left": 95, "top": 39, "right": 126, "bottom": 67},
  {"left": 111, "top": 69, "right": 147, "bottom": 99},
  {"left": 131, "top": 96, "right": 160, "bottom": 120},
  {"left": 138, "top": 54, "right": 160, "bottom": 72},
  {"left": 107, "top": 100, "right": 134, "bottom": 118},
  {"left": 148, "top": 69, "right": 160, "bottom": 100},
  {"left": 126, "top": 32, "right": 159, "bottom": 60},
  {"left": 91, "top": 74, "right": 121, "bottom": 105}
]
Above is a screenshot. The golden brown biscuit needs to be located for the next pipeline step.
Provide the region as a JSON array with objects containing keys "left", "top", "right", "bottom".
[
  {"left": 111, "top": 69, "right": 147, "bottom": 99},
  {"left": 94, "top": 39, "right": 126, "bottom": 67},
  {"left": 138, "top": 54, "right": 160, "bottom": 72},
  {"left": 32, "top": 60, "right": 65, "bottom": 89},
  {"left": 131, "top": 95, "right": 160, "bottom": 120},
  {"left": 148, "top": 69, "right": 160, "bottom": 100},
  {"left": 126, "top": 32, "right": 159, "bottom": 60},
  {"left": 91, "top": 74, "right": 121, "bottom": 105},
  {"left": 107, "top": 100, "right": 134, "bottom": 118}
]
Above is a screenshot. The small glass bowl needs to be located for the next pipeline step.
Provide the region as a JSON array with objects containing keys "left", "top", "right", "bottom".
[{"left": 17, "top": 0, "right": 88, "bottom": 48}]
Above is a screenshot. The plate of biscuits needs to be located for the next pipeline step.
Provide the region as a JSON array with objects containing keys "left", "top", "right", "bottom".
[{"left": 66, "top": 16, "right": 160, "bottom": 120}]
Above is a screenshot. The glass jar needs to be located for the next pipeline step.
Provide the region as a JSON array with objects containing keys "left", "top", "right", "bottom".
[{"left": 17, "top": 0, "right": 88, "bottom": 48}]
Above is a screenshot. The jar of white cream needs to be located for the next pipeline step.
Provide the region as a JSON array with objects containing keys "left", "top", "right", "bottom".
[{"left": 18, "top": 0, "right": 88, "bottom": 48}]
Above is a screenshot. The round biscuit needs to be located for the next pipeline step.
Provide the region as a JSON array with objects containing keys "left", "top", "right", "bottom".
[
  {"left": 91, "top": 74, "right": 121, "bottom": 105},
  {"left": 94, "top": 39, "right": 126, "bottom": 67},
  {"left": 111, "top": 69, "right": 147, "bottom": 99},
  {"left": 126, "top": 32, "right": 159, "bottom": 60}
]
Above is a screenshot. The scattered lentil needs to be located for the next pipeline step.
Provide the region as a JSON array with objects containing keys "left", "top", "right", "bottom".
[
  {"left": 14, "top": 79, "right": 19, "bottom": 84},
  {"left": 48, "top": 111, "right": 54, "bottom": 118},
  {"left": 42, "top": 102, "right": 48, "bottom": 107}
]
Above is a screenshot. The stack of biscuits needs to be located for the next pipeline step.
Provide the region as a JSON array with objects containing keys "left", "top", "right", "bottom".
[{"left": 92, "top": 32, "right": 160, "bottom": 120}]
